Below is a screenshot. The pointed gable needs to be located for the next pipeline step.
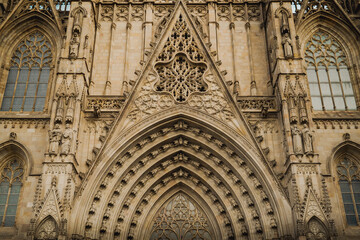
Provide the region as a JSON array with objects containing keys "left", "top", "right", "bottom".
[{"left": 105, "top": 1, "right": 258, "bottom": 139}]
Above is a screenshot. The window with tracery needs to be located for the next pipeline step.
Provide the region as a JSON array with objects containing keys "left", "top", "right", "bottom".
[
  {"left": 306, "top": 218, "right": 329, "bottom": 240},
  {"left": 337, "top": 157, "right": 360, "bottom": 226},
  {"left": 1, "top": 31, "right": 52, "bottom": 112},
  {"left": 150, "top": 193, "right": 213, "bottom": 240},
  {"left": 0, "top": 159, "right": 24, "bottom": 226},
  {"left": 304, "top": 30, "right": 356, "bottom": 111},
  {"left": 154, "top": 14, "right": 208, "bottom": 102},
  {"left": 35, "top": 216, "right": 58, "bottom": 240}
]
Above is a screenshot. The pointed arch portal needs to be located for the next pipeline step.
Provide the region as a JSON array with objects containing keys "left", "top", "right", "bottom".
[{"left": 70, "top": 1, "right": 293, "bottom": 239}]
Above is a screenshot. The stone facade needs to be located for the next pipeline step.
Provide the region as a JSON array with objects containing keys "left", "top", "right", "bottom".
[{"left": 0, "top": 0, "right": 359, "bottom": 239}]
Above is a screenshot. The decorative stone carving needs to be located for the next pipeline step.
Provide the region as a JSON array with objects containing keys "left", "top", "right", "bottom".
[
  {"left": 86, "top": 96, "right": 124, "bottom": 111},
  {"left": 116, "top": 6, "right": 129, "bottom": 21},
  {"left": 69, "top": 30, "right": 80, "bottom": 59},
  {"left": 127, "top": 13, "right": 234, "bottom": 123},
  {"left": 298, "top": 95, "right": 308, "bottom": 124},
  {"left": 217, "top": 6, "right": 230, "bottom": 21},
  {"left": 282, "top": 32, "right": 293, "bottom": 59},
  {"left": 149, "top": 193, "right": 212, "bottom": 239},
  {"left": 35, "top": 216, "right": 59, "bottom": 240},
  {"left": 288, "top": 95, "right": 298, "bottom": 124},
  {"left": 69, "top": 7, "right": 86, "bottom": 59},
  {"left": 237, "top": 97, "right": 276, "bottom": 111},
  {"left": 131, "top": 6, "right": 144, "bottom": 21},
  {"left": 60, "top": 124, "right": 73, "bottom": 156},
  {"left": 248, "top": 5, "right": 261, "bottom": 21},
  {"left": 49, "top": 124, "right": 62, "bottom": 156},
  {"left": 291, "top": 125, "right": 303, "bottom": 155},
  {"left": 302, "top": 124, "right": 313, "bottom": 155},
  {"left": 101, "top": 6, "right": 114, "bottom": 22},
  {"left": 233, "top": 5, "right": 245, "bottom": 21}
]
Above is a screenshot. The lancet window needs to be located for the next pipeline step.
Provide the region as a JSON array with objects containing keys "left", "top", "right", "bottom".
[
  {"left": 304, "top": 30, "right": 356, "bottom": 111},
  {"left": 0, "top": 159, "right": 24, "bottom": 226},
  {"left": 0, "top": 31, "right": 52, "bottom": 112},
  {"left": 337, "top": 156, "right": 360, "bottom": 226}
]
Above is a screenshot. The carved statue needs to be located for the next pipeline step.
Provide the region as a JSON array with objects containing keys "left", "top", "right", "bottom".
[
  {"left": 291, "top": 125, "right": 303, "bottom": 155},
  {"left": 298, "top": 95, "right": 308, "bottom": 123},
  {"left": 302, "top": 124, "right": 313, "bottom": 154},
  {"left": 65, "top": 96, "right": 75, "bottom": 123},
  {"left": 60, "top": 124, "right": 73, "bottom": 156},
  {"left": 55, "top": 97, "right": 64, "bottom": 123},
  {"left": 69, "top": 31, "right": 80, "bottom": 59},
  {"left": 49, "top": 124, "right": 62, "bottom": 155},
  {"left": 288, "top": 95, "right": 298, "bottom": 123},
  {"left": 282, "top": 32, "right": 293, "bottom": 59}
]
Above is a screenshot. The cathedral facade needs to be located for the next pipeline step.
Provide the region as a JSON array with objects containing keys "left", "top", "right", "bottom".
[{"left": 0, "top": 0, "right": 359, "bottom": 239}]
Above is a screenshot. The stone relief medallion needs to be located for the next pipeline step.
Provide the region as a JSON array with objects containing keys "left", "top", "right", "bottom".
[{"left": 128, "top": 14, "right": 234, "bottom": 123}]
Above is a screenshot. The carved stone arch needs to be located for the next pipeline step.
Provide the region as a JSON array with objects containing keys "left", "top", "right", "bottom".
[
  {"left": 275, "top": 7, "right": 291, "bottom": 18},
  {"left": 0, "top": 140, "right": 32, "bottom": 176},
  {"left": 327, "top": 140, "right": 360, "bottom": 175},
  {"left": 100, "top": 150, "right": 257, "bottom": 238},
  {"left": 118, "top": 167, "right": 238, "bottom": 240},
  {"left": 72, "top": 114, "right": 292, "bottom": 238},
  {"left": 330, "top": 141, "right": 360, "bottom": 228},
  {"left": 34, "top": 215, "right": 59, "bottom": 240},
  {"left": 305, "top": 216, "right": 330, "bottom": 240},
  {"left": 85, "top": 144, "right": 257, "bottom": 238},
  {"left": 70, "top": 6, "right": 88, "bottom": 18},
  {"left": 298, "top": 18, "right": 360, "bottom": 65}
]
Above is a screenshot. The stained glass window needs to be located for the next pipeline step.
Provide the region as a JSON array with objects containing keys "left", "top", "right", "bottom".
[
  {"left": 1, "top": 31, "right": 52, "bottom": 112},
  {"left": 304, "top": 30, "right": 356, "bottom": 111},
  {"left": 337, "top": 157, "right": 360, "bottom": 226},
  {"left": 0, "top": 159, "right": 24, "bottom": 226},
  {"left": 150, "top": 193, "right": 213, "bottom": 240}
]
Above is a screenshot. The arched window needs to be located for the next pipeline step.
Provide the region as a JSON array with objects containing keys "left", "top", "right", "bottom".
[
  {"left": 35, "top": 216, "right": 59, "bottom": 240},
  {"left": 337, "top": 156, "right": 360, "bottom": 226},
  {"left": 0, "top": 31, "right": 53, "bottom": 112},
  {"left": 305, "top": 217, "right": 329, "bottom": 240},
  {"left": 304, "top": 30, "right": 356, "bottom": 111},
  {"left": 0, "top": 159, "right": 24, "bottom": 226}
]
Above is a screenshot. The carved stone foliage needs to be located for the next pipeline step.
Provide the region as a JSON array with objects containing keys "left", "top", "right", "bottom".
[
  {"left": 85, "top": 96, "right": 124, "bottom": 111},
  {"left": 82, "top": 120, "right": 280, "bottom": 239},
  {"left": 237, "top": 96, "right": 276, "bottom": 111},
  {"left": 149, "top": 193, "right": 212, "bottom": 240}
]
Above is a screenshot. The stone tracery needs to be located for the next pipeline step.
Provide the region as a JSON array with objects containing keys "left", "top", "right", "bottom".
[{"left": 149, "top": 193, "right": 213, "bottom": 240}]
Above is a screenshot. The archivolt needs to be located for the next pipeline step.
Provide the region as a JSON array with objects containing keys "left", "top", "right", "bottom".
[{"left": 72, "top": 117, "right": 291, "bottom": 239}]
